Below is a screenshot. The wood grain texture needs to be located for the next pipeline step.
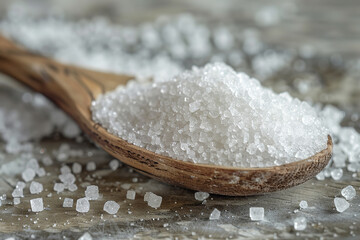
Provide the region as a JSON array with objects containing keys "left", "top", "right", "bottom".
[{"left": 0, "top": 35, "right": 333, "bottom": 196}]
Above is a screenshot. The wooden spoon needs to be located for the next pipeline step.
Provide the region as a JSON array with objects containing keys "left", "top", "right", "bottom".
[{"left": 0, "top": 35, "right": 332, "bottom": 196}]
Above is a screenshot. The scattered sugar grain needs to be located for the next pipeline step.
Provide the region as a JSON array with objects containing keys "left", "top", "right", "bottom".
[
  {"left": 126, "top": 190, "right": 136, "bottom": 200},
  {"left": 30, "top": 198, "right": 44, "bottom": 212},
  {"left": 68, "top": 184, "right": 78, "bottom": 192},
  {"left": 59, "top": 173, "right": 76, "bottom": 184},
  {"left": 76, "top": 198, "right": 90, "bottom": 213},
  {"left": 146, "top": 193, "right": 162, "bottom": 209},
  {"left": 63, "top": 198, "right": 73, "bottom": 208},
  {"left": 194, "top": 192, "right": 210, "bottom": 201},
  {"left": 12, "top": 188, "right": 24, "bottom": 198},
  {"left": 14, "top": 197, "right": 20, "bottom": 205},
  {"left": 22, "top": 168, "right": 36, "bottom": 182},
  {"left": 36, "top": 167, "right": 46, "bottom": 177},
  {"left": 78, "top": 232, "right": 92, "bottom": 240},
  {"left": 331, "top": 168, "right": 343, "bottom": 180},
  {"left": 341, "top": 185, "right": 356, "bottom": 200},
  {"left": 54, "top": 183, "right": 65, "bottom": 193},
  {"left": 86, "top": 162, "right": 96, "bottom": 171},
  {"left": 109, "top": 159, "right": 120, "bottom": 171},
  {"left": 60, "top": 165, "right": 71, "bottom": 174},
  {"left": 299, "top": 200, "right": 308, "bottom": 209},
  {"left": 209, "top": 208, "right": 221, "bottom": 220},
  {"left": 334, "top": 197, "right": 350, "bottom": 212},
  {"left": 85, "top": 185, "right": 99, "bottom": 200},
  {"left": 29, "top": 181, "right": 43, "bottom": 194},
  {"left": 103, "top": 200, "right": 120, "bottom": 214},
  {"left": 249, "top": 207, "right": 264, "bottom": 221},
  {"left": 72, "top": 163, "right": 82, "bottom": 174},
  {"left": 294, "top": 217, "right": 307, "bottom": 231}
]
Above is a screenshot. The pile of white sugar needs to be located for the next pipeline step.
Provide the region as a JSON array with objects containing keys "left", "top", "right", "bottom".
[{"left": 92, "top": 63, "right": 328, "bottom": 167}]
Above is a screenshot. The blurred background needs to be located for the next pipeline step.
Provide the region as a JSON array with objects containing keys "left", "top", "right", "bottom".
[{"left": 0, "top": 0, "right": 360, "bottom": 239}]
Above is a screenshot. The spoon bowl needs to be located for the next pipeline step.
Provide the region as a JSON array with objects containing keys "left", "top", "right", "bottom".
[{"left": 0, "top": 35, "right": 332, "bottom": 196}]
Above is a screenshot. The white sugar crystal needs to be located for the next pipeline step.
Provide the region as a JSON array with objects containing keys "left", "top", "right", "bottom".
[
  {"left": 144, "top": 192, "right": 151, "bottom": 202},
  {"left": 12, "top": 187, "right": 24, "bottom": 198},
  {"left": 85, "top": 185, "right": 99, "bottom": 200},
  {"left": 59, "top": 173, "right": 76, "bottom": 184},
  {"left": 316, "top": 171, "right": 325, "bottom": 181},
  {"left": 68, "top": 184, "right": 78, "bottom": 192},
  {"left": 109, "top": 159, "right": 120, "bottom": 171},
  {"left": 299, "top": 200, "right": 308, "bottom": 209},
  {"left": 334, "top": 197, "right": 350, "bottom": 212},
  {"left": 331, "top": 168, "right": 343, "bottom": 180},
  {"left": 22, "top": 168, "right": 36, "bottom": 182},
  {"left": 29, "top": 181, "right": 43, "bottom": 194},
  {"left": 126, "top": 190, "right": 136, "bottom": 200},
  {"left": 78, "top": 232, "right": 92, "bottom": 240},
  {"left": 86, "top": 162, "right": 96, "bottom": 171},
  {"left": 341, "top": 185, "right": 356, "bottom": 200},
  {"left": 13, "top": 197, "right": 20, "bottom": 205},
  {"left": 146, "top": 192, "right": 162, "bottom": 209},
  {"left": 76, "top": 198, "right": 90, "bottom": 213},
  {"left": 194, "top": 192, "right": 209, "bottom": 201},
  {"left": 36, "top": 167, "right": 46, "bottom": 177},
  {"left": 30, "top": 198, "right": 44, "bottom": 212},
  {"left": 60, "top": 165, "right": 71, "bottom": 174},
  {"left": 294, "top": 217, "right": 307, "bottom": 231},
  {"left": 16, "top": 181, "right": 26, "bottom": 189},
  {"left": 209, "top": 208, "right": 221, "bottom": 220},
  {"left": 91, "top": 63, "right": 328, "bottom": 167},
  {"left": 249, "top": 207, "right": 264, "bottom": 221},
  {"left": 72, "top": 162, "right": 82, "bottom": 174},
  {"left": 63, "top": 198, "right": 73, "bottom": 208},
  {"left": 103, "top": 200, "right": 120, "bottom": 214},
  {"left": 54, "top": 183, "right": 65, "bottom": 193},
  {"left": 42, "top": 156, "right": 53, "bottom": 166}
]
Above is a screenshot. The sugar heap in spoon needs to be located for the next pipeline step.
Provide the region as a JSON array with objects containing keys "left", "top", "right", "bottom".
[{"left": 92, "top": 63, "right": 328, "bottom": 167}]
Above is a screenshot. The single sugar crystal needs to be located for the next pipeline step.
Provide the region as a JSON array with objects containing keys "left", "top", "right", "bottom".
[
  {"left": 299, "top": 200, "right": 308, "bottom": 209},
  {"left": 68, "top": 184, "right": 78, "bottom": 192},
  {"left": 103, "top": 200, "right": 120, "bottom": 214},
  {"left": 334, "top": 197, "right": 350, "bottom": 212},
  {"left": 85, "top": 185, "right": 99, "bottom": 200},
  {"left": 109, "top": 159, "right": 120, "bottom": 171},
  {"left": 194, "top": 192, "right": 209, "bottom": 201},
  {"left": 86, "top": 162, "right": 96, "bottom": 171},
  {"left": 249, "top": 207, "right": 264, "bottom": 221},
  {"left": 126, "top": 190, "right": 136, "bottom": 200},
  {"left": 60, "top": 165, "right": 71, "bottom": 174},
  {"left": 63, "top": 198, "right": 73, "bottom": 208},
  {"left": 12, "top": 188, "right": 24, "bottom": 198},
  {"left": 331, "top": 168, "right": 343, "bottom": 180},
  {"left": 30, "top": 181, "right": 43, "bottom": 194},
  {"left": 146, "top": 193, "right": 162, "bottom": 209},
  {"left": 30, "top": 198, "right": 44, "bottom": 212},
  {"left": 341, "top": 185, "right": 356, "bottom": 200},
  {"left": 22, "top": 168, "right": 36, "bottom": 182},
  {"left": 144, "top": 192, "right": 151, "bottom": 202},
  {"left": 72, "top": 162, "right": 82, "bottom": 174},
  {"left": 76, "top": 197, "right": 90, "bottom": 213},
  {"left": 78, "top": 232, "right": 92, "bottom": 240},
  {"left": 54, "top": 183, "right": 65, "bottom": 193},
  {"left": 14, "top": 197, "right": 20, "bottom": 205},
  {"left": 59, "top": 173, "right": 76, "bottom": 184},
  {"left": 209, "top": 208, "right": 221, "bottom": 220},
  {"left": 294, "top": 217, "right": 307, "bottom": 231},
  {"left": 36, "top": 167, "right": 46, "bottom": 177}
]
